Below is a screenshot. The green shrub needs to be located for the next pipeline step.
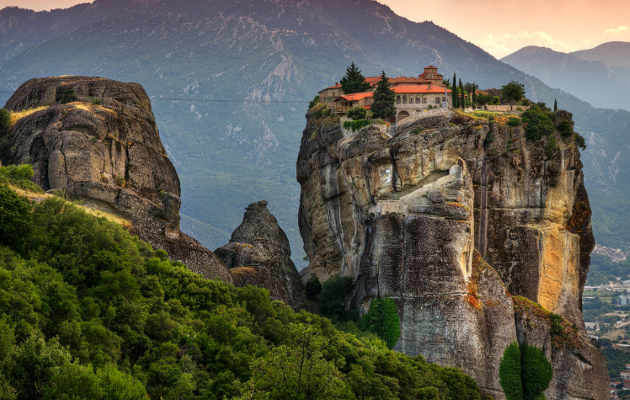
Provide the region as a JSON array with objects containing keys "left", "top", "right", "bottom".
[
  {"left": 347, "top": 107, "right": 368, "bottom": 120},
  {"left": 499, "top": 343, "right": 523, "bottom": 400},
  {"left": 556, "top": 120, "right": 573, "bottom": 137},
  {"left": 491, "top": 96, "right": 500, "bottom": 105},
  {"left": 361, "top": 297, "right": 400, "bottom": 349},
  {"left": 575, "top": 132, "right": 587, "bottom": 150},
  {"left": 1, "top": 164, "right": 33, "bottom": 181},
  {"left": 507, "top": 117, "right": 521, "bottom": 127},
  {"left": 0, "top": 109, "right": 11, "bottom": 135},
  {"left": 0, "top": 184, "right": 32, "bottom": 249},
  {"left": 484, "top": 131, "right": 495, "bottom": 146},
  {"left": 521, "top": 109, "right": 554, "bottom": 141},
  {"left": 316, "top": 275, "right": 356, "bottom": 323},
  {"left": 0, "top": 164, "right": 43, "bottom": 193},
  {"left": 437, "top": 367, "right": 482, "bottom": 400},
  {"left": 499, "top": 342, "right": 552, "bottom": 400},
  {"left": 304, "top": 274, "right": 322, "bottom": 300},
  {"left": 417, "top": 386, "right": 439, "bottom": 399},
  {"left": 521, "top": 344, "right": 552, "bottom": 400},
  {"left": 60, "top": 89, "right": 78, "bottom": 104},
  {"left": 309, "top": 96, "right": 320, "bottom": 110},
  {"left": 545, "top": 135, "right": 558, "bottom": 159},
  {"left": 342, "top": 119, "right": 371, "bottom": 132},
  {"left": 411, "top": 126, "right": 425, "bottom": 135}
]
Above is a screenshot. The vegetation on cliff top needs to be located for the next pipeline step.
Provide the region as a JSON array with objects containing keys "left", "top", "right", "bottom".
[{"left": 0, "top": 178, "right": 483, "bottom": 400}]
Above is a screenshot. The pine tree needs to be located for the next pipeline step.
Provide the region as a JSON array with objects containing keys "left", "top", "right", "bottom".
[
  {"left": 340, "top": 62, "right": 371, "bottom": 95},
  {"left": 459, "top": 79, "right": 464, "bottom": 109},
  {"left": 452, "top": 73, "right": 458, "bottom": 108},
  {"left": 554, "top": 99, "right": 558, "bottom": 111},
  {"left": 371, "top": 71, "right": 396, "bottom": 120}
]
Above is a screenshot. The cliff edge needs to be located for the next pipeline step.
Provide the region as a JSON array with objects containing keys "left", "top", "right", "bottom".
[{"left": 297, "top": 107, "right": 608, "bottom": 400}]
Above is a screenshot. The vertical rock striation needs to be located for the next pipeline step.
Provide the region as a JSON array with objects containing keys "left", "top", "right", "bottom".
[
  {"left": 1, "top": 76, "right": 232, "bottom": 283},
  {"left": 297, "top": 108, "right": 608, "bottom": 399}
]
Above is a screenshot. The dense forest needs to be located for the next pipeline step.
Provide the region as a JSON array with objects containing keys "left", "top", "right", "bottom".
[{"left": 0, "top": 167, "right": 486, "bottom": 400}]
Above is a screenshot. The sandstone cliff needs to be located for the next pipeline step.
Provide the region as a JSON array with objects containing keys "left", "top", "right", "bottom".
[
  {"left": 0, "top": 76, "right": 232, "bottom": 283},
  {"left": 215, "top": 200, "right": 304, "bottom": 310},
  {"left": 297, "top": 108, "right": 608, "bottom": 399}
]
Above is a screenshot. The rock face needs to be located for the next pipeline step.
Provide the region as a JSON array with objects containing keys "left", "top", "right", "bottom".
[
  {"left": 1, "top": 76, "right": 232, "bottom": 283},
  {"left": 297, "top": 109, "right": 608, "bottom": 399},
  {"left": 215, "top": 200, "right": 303, "bottom": 309}
]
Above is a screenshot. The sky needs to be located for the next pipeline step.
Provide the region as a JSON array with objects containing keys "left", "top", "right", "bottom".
[{"left": 1, "top": 0, "right": 629, "bottom": 58}]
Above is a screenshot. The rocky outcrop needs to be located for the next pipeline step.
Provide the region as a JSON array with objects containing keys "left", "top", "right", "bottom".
[
  {"left": 215, "top": 200, "right": 303, "bottom": 309},
  {"left": 297, "top": 109, "right": 608, "bottom": 399},
  {"left": 1, "top": 76, "right": 232, "bottom": 283}
]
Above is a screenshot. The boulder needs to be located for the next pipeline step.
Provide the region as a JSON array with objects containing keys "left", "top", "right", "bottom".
[
  {"left": 215, "top": 200, "right": 303, "bottom": 309},
  {"left": 1, "top": 76, "right": 232, "bottom": 283}
]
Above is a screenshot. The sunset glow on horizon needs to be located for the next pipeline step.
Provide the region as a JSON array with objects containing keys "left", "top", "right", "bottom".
[{"left": 1, "top": 0, "right": 628, "bottom": 58}]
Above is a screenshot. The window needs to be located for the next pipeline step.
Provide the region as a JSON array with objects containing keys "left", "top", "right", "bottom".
[
  {"left": 396, "top": 96, "right": 401, "bottom": 104},
  {"left": 403, "top": 96, "right": 408, "bottom": 104},
  {"left": 422, "top": 97, "right": 427, "bottom": 104},
  {"left": 416, "top": 96, "right": 421, "bottom": 104},
  {"left": 435, "top": 97, "right": 441, "bottom": 104},
  {"left": 409, "top": 96, "right": 414, "bottom": 104}
]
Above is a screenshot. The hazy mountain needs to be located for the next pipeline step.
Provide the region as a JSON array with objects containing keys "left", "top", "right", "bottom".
[
  {"left": 573, "top": 42, "right": 630, "bottom": 69},
  {"left": 501, "top": 45, "right": 630, "bottom": 111},
  {"left": 574, "top": 41, "right": 630, "bottom": 89},
  {"left": 1, "top": 0, "right": 630, "bottom": 262}
]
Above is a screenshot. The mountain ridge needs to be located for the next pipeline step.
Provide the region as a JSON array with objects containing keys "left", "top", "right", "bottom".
[{"left": 1, "top": 0, "right": 630, "bottom": 263}]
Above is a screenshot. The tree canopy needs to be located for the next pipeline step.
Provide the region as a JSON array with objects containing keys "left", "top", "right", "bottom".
[
  {"left": 340, "top": 62, "right": 371, "bottom": 95},
  {"left": 502, "top": 81, "right": 526, "bottom": 108},
  {"left": 370, "top": 71, "right": 396, "bottom": 120}
]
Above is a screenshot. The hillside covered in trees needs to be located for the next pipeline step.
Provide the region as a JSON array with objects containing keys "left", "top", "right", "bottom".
[{"left": 0, "top": 168, "right": 484, "bottom": 400}]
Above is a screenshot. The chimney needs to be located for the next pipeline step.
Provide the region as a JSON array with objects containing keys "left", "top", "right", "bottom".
[{"left": 428, "top": 82, "right": 432, "bottom": 90}]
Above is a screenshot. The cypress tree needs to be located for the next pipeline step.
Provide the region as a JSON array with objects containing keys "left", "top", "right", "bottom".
[
  {"left": 554, "top": 99, "right": 558, "bottom": 111},
  {"left": 459, "top": 79, "right": 464, "bottom": 109},
  {"left": 452, "top": 72, "right": 458, "bottom": 108},
  {"left": 340, "top": 62, "right": 371, "bottom": 95},
  {"left": 371, "top": 71, "right": 396, "bottom": 120},
  {"left": 472, "top": 82, "right": 477, "bottom": 109}
]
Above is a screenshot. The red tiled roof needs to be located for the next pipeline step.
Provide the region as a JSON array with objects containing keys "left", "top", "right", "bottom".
[
  {"left": 425, "top": 65, "right": 438, "bottom": 69},
  {"left": 390, "top": 76, "right": 428, "bottom": 85},
  {"left": 335, "top": 92, "right": 374, "bottom": 102},
  {"left": 319, "top": 83, "right": 342, "bottom": 92},
  {"left": 392, "top": 85, "right": 451, "bottom": 94}
]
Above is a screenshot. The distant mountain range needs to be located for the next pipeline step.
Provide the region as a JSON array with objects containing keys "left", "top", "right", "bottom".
[
  {"left": 1, "top": 0, "right": 630, "bottom": 261},
  {"left": 502, "top": 42, "right": 630, "bottom": 111}
]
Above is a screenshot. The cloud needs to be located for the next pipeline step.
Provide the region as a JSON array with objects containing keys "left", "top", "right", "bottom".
[
  {"left": 603, "top": 26, "right": 629, "bottom": 36},
  {"left": 474, "top": 31, "right": 575, "bottom": 59},
  {"left": 581, "top": 26, "right": 630, "bottom": 48}
]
